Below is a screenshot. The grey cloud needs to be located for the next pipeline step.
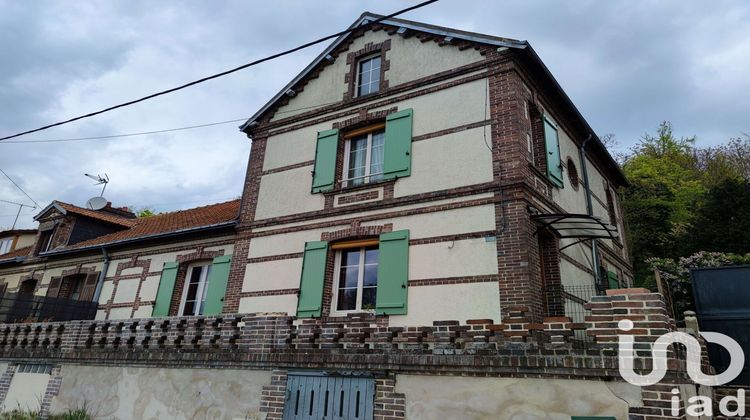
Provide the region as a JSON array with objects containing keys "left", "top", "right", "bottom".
[{"left": 1, "top": 0, "right": 748, "bottom": 229}]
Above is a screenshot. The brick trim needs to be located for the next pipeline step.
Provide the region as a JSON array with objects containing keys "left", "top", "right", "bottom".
[
  {"left": 408, "top": 275, "right": 498, "bottom": 287},
  {"left": 247, "top": 252, "right": 304, "bottom": 264},
  {"left": 39, "top": 365, "right": 62, "bottom": 417},
  {"left": 412, "top": 119, "right": 492, "bottom": 142},
  {"left": 261, "top": 160, "right": 314, "bottom": 176},
  {"left": 409, "top": 231, "right": 496, "bottom": 245},
  {"left": 239, "top": 289, "right": 298, "bottom": 298},
  {"left": 260, "top": 67, "right": 493, "bottom": 139},
  {"left": 249, "top": 194, "right": 496, "bottom": 241},
  {"left": 250, "top": 182, "right": 498, "bottom": 230},
  {"left": 259, "top": 369, "right": 287, "bottom": 419},
  {"left": 344, "top": 39, "right": 391, "bottom": 101},
  {"left": 320, "top": 222, "right": 393, "bottom": 242},
  {"left": 0, "top": 363, "right": 16, "bottom": 407},
  {"left": 252, "top": 57, "right": 501, "bottom": 138}
]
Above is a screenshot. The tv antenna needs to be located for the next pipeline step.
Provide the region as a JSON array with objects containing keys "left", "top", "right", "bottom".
[
  {"left": 84, "top": 173, "right": 109, "bottom": 196},
  {"left": 0, "top": 198, "right": 36, "bottom": 229}
]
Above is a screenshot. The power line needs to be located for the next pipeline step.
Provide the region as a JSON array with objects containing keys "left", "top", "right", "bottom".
[
  {"left": 0, "top": 0, "right": 438, "bottom": 142},
  {"left": 1, "top": 100, "right": 341, "bottom": 144},
  {"left": 0, "top": 168, "right": 41, "bottom": 208}
]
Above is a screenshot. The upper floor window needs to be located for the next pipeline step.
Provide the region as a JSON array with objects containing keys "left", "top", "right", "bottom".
[
  {"left": 0, "top": 238, "right": 12, "bottom": 254},
  {"left": 38, "top": 229, "right": 54, "bottom": 254},
  {"left": 356, "top": 55, "right": 381, "bottom": 96},
  {"left": 343, "top": 126, "right": 385, "bottom": 187},
  {"left": 333, "top": 244, "right": 379, "bottom": 314},
  {"left": 178, "top": 262, "right": 213, "bottom": 316}
]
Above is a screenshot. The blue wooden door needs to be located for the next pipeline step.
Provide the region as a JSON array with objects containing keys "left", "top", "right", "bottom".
[{"left": 283, "top": 373, "right": 374, "bottom": 420}]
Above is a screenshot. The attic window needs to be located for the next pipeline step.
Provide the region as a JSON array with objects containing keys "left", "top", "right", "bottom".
[{"left": 356, "top": 55, "right": 381, "bottom": 96}]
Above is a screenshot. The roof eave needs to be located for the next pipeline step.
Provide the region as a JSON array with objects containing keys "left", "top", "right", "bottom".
[
  {"left": 520, "top": 45, "right": 628, "bottom": 187},
  {"left": 39, "top": 220, "right": 238, "bottom": 257},
  {"left": 239, "top": 12, "right": 526, "bottom": 132}
]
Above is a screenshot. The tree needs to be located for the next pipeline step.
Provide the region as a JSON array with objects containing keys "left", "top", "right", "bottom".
[
  {"left": 688, "top": 178, "right": 750, "bottom": 255},
  {"left": 623, "top": 179, "right": 677, "bottom": 289},
  {"left": 622, "top": 121, "right": 705, "bottom": 237}
]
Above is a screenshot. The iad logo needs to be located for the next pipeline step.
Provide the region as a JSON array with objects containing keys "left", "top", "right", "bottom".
[{"left": 617, "top": 319, "right": 747, "bottom": 417}]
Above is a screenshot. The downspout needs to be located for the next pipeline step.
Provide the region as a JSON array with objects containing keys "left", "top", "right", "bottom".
[
  {"left": 93, "top": 247, "right": 109, "bottom": 304},
  {"left": 579, "top": 134, "right": 601, "bottom": 289}
]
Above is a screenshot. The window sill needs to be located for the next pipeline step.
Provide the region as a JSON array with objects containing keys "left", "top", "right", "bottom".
[
  {"left": 323, "top": 179, "right": 395, "bottom": 196},
  {"left": 528, "top": 162, "right": 561, "bottom": 189}
]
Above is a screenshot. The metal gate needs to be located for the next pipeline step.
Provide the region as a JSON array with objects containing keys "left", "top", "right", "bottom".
[
  {"left": 282, "top": 372, "right": 375, "bottom": 420},
  {"left": 691, "top": 265, "right": 750, "bottom": 385}
]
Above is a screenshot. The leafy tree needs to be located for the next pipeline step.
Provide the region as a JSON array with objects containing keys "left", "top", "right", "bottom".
[
  {"left": 623, "top": 179, "right": 676, "bottom": 289},
  {"left": 688, "top": 178, "right": 750, "bottom": 255}
]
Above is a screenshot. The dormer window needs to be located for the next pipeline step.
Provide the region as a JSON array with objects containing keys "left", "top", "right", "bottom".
[
  {"left": 342, "top": 124, "right": 385, "bottom": 187},
  {"left": 356, "top": 55, "right": 381, "bottom": 96},
  {"left": 37, "top": 228, "right": 54, "bottom": 254}
]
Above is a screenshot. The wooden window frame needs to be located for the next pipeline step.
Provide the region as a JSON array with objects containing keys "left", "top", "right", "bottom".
[
  {"left": 341, "top": 124, "right": 386, "bottom": 188},
  {"left": 177, "top": 261, "right": 212, "bottom": 316},
  {"left": 355, "top": 54, "right": 382, "bottom": 97},
  {"left": 330, "top": 242, "right": 379, "bottom": 316}
]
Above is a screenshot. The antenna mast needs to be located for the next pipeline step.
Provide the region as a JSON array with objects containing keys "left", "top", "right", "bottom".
[
  {"left": 0, "top": 199, "right": 36, "bottom": 230},
  {"left": 84, "top": 173, "right": 109, "bottom": 196}
]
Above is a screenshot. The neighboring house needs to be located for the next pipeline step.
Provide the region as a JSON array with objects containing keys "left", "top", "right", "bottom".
[
  {"left": 0, "top": 229, "right": 36, "bottom": 256},
  {"left": 0, "top": 14, "right": 702, "bottom": 420},
  {"left": 0, "top": 200, "right": 238, "bottom": 322}
]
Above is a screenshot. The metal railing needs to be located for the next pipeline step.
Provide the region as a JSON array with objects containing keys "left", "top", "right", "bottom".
[
  {"left": 544, "top": 284, "right": 605, "bottom": 344},
  {"left": 0, "top": 292, "right": 98, "bottom": 323}
]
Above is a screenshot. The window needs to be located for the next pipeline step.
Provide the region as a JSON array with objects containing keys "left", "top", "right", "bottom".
[
  {"left": 605, "top": 187, "right": 617, "bottom": 225},
  {"left": 567, "top": 157, "right": 579, "bottom": 190},
  {"left": 332, "top": 245, "right": 379, "bottom": 314},
  {"left": 178, "top": 262, "right": 213, "bottom": 316},
  {"left": 37, "top": 229, "right": 54, "bottom": 253},
  {"left": 0, "top": 238, "right": 12, "bottom": 254},
  {"left": 543, "top": 116, "right": 564, "bottom": 188},
  {"left": 356, "top": 55, "right": 381, "bottom": 96},
  {"left": 342, "top": 128, "right": 385, "bottom": 187}
]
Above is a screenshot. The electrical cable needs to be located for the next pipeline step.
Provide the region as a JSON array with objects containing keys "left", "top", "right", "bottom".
[
  {"left": 0, "top": 0, "right": 439, "bottom": 142},
  {"left": 1, "top": 100, "right": 342, "bottom": 144},
  {"left": 0, "top": 168, "right": 41, "bottom": 208}
]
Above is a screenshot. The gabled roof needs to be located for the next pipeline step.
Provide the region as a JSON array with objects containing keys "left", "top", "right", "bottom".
[
  {"left": 240, "top": 12, "right": 628, "bottom": 186},
  {"left": 44, "top": 199, "right": 240, "bottom": 254},
  {"left": 34, "top": 201, "right": 137, "bottom": 228},
  {"left": 0, "top": 229, "right": 36, "bottom": 237},
  {"left": 0, "top": 246, "right": 32, "bottom": 262},
  {"left": 239, "top": 12, "right": 526, "bottom": 131}
]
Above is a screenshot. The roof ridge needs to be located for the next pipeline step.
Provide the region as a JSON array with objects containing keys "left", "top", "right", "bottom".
[{"left": 139, "top": 198, "right": 240, "bottom": 220}]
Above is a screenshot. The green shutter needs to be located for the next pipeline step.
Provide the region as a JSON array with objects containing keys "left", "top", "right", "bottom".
[
  {"left": 203, "top": 255, "right": 232, "bottom": 315},
  {"left": 311, "top": 129, "right": 339, "bottom": 193},
  {"left": 376, "top": 230, "right": 409, "bottom": 315},
  {"left": 152, "top": 261, "right": 179, "bottom": 317},
  {"left": 543, "top": 116, "right": 564, "bottom": 188},
  {"left": 297, "top": 241, "right": 328, "bottom": 318},
  {"left": 607, "top": 270, "right": 619, "bottom": 290},
  {"left": 383, "top": 109, "right": 413, "bottom": 180}
]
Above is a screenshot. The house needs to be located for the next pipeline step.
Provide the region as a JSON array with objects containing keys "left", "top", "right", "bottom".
[
  {"left": 0, "top": 199, "right": 238, "bottom": 323},
  {"left": 0, "top": 229, "right": 36, "bottom": 256},
  {"left": 0, "top": 13, "right": 702, "bottom": 420}
]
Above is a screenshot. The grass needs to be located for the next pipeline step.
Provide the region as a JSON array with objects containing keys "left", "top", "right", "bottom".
[{"left": 0, "top": 408, "right": 91, "bottom": 420}]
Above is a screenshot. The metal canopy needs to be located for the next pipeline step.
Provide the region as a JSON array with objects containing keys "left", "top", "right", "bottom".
[{"left": 532, "top": 213, "right": 619, "bottom": 241}]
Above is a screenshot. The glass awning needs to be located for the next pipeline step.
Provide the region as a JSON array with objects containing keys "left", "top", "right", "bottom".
[{"left": 531, "top": 213, "right": 619, "bottom": 241}]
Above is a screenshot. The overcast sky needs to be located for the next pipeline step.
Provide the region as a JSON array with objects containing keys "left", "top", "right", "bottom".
[{"left": 1, "top": 1, "right": 748, "bottom": 229}]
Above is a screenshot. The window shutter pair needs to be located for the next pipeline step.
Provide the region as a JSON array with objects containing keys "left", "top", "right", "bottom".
[
  {"left": 543, "top": 116, "right": 564, "bottom": 188},
  {"left": 311, "top": 109, "right": 413, "bottom": 193},
  {"left": 152, "top": 255, "right": 232, "bottom": 317},
  {"left": 295, "top": 230, "right": 410, "bottom": 318}
]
